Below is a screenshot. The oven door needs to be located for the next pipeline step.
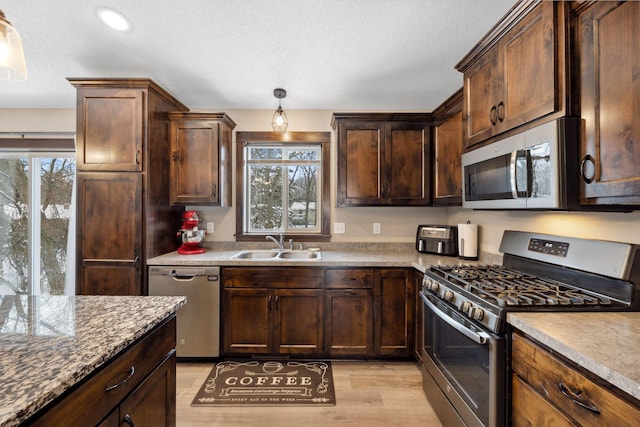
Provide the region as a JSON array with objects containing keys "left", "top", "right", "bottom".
[{"left": 420, "top": 290, "right": 505, "bottom": 427}]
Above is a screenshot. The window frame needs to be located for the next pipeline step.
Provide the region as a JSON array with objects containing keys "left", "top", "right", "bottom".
[{"left": 235, "top": 131, "right": 330, "bottom": 242}]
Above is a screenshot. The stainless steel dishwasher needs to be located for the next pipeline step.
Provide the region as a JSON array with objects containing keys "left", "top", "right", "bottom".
[{"left": 148, "top": 266, "right": 220, "bottom": 358}]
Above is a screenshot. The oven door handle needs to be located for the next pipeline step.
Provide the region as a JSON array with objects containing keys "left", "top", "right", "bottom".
[{"left": 421, "top": 292, "right": 491, "bottom": 345}]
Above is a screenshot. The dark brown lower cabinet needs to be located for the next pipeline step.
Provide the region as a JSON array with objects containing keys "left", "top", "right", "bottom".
[
  {"left": 29, "top": 317, "right": 176, "bottom": 427},
  {"left": 222, "top": 279, "right": 323, "bottom": 355},
  {"left": 376, "top": 269, "right": 414, "bottom": 357},
  {"left": 324, "top": 288, "right": 374, "bottom": 356},
  {"left": 511, "top": 332, "right": 640, "bottom": 426},
  {"left": 99, "top": 354, "right": 176, "bottom": 427},
  {"left": 221, "top": 266, "right": 414, "bottom": 358}
]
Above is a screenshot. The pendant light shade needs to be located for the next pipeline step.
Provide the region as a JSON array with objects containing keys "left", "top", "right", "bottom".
[
  {"left": 0, "top": 9, "right": 27, "bottom": 81},
  {"left": 271, "top": 88, "right": 288, "bottom": 134}
]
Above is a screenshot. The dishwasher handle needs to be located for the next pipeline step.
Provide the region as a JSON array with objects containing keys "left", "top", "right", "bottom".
[{"left": 165, "top": 273, "right": 219, "bottom": 282}]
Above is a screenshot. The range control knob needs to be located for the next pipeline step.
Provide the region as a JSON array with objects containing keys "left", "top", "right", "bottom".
[
  {"left": 470, "top": 307, "right": 485, "bottom": 321},
  {"left": 429, "top": 281, "right": 440, "bottom": 293},
  {"left": 460, "top": 301, "right": 472, "bottom": 312},
  {"left": 443, "top": 290, "right": 454, "bottom": 302}
]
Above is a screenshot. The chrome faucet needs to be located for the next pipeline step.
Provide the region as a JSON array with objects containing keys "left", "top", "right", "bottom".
[{"left": 266, "top": 234, "right": 284, "bottom": 251}]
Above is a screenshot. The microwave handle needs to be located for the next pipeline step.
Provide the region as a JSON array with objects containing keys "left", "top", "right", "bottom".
[{"left": 509, "top": 150, "right": 519, "bottom": 199}]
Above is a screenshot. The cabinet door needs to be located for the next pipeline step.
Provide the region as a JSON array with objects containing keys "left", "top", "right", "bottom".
[
  {"left": 223, "top": 289, "right": 272, "bottom": 354},
  {"left": 118, "top": 353, "right": 176, "bottom": 427},
  {"left": 375, "top": 269, "right": 414, "bottom": 357},
  {"left": 76, "top": 172, "right": 142, "bottom": 295},
  {"left": 499, "top": 0, "right": 556, "bottom": 132},
  {"left": 578, "top": 1, "right": 640, "bottom": 205},
  {"left": 337, "top": 121, "right": 382, "bottom": 206},
  {"left": 274, "top": 289, "right": 324, "bottom": 354},
  {"left": 170, "top": 120, "right": 220, "bottom": 205},
  {"left": 75, "top": 87, "right": 144, "bottom": 172},
  {"left": 434, "top": 110, "right": 463, "bottom": 205},
  {"left": 324, "top": 289, "right": 373, "bottom": 356},
  {"left": 464, "top": 47, "right": 499, "bottom": 148},
  {"left": 385, "top": 122, "right": 430, "bottom": 204}
]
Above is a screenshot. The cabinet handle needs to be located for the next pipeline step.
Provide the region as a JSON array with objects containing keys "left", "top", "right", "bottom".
[
  {"left": 123, "top": 414, "right": 135, "bottom": 427},
  {"left": 275, "top": 295, "right": 280, "bottom": 311},
  {"left": 558, "top": 382, "right": 601, "bottom": 415},
  {"left": 497, "top": 101, "right": 505, "bottom": 122},
  {"left": 135, "top": 149, "right": 142, "bottom": 165},
  {"left": 134, "top": 256, "right": 141, "bottom": 272},
  {"left": 172, "top": 151, "right": 179, "bottom": 161},
  {"left": 268, "top": 295, "right": 272, "bottom": 311},
  {"left": 105, "top": 366, "right": 135, "bottom": 391},
  {"left": 580, "top": 154, "right": 595, "bottom": 184},
  {"left": 490, "top": 106, "right": 498, "bottom": 126},
  {"left": 212, "top": 183, "right": 217, "bottom": 199},
  {"left": 343, "top": 291, "right": 358, "bottom": 296}
]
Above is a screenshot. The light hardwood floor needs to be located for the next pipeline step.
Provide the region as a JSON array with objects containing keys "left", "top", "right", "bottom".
[{"left": 177, "top": 361, "right": 443, "bottom": 426}]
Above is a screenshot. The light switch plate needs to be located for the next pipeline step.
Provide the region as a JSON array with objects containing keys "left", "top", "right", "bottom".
[
  {"left": 334, "top": 222, "right": 346, "bottom": 234},
  {"left": 373, "top": 223, "right": 381, "bottom": 234},
  {"left": 206, "top": 222, "right": 215, "bottom": 234}
]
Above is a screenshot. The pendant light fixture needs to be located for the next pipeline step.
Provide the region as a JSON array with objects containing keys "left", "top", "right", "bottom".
[
  {"left": 271, "top": 88, "right": 288, "bottom": 134},
  {"left": 0, "top": 9, "right": 27, "bottom": 81}
]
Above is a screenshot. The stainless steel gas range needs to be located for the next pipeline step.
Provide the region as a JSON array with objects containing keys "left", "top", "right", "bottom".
[{"left": 418, "top": 230, "right": 640, "bottom": 427}]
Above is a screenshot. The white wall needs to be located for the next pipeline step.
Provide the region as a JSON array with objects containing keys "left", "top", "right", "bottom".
[{"left": 3, "top": 108, "right": 638, "bottom": 254}]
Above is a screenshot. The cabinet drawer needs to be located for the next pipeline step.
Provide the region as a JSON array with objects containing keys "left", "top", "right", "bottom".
[
  {"left": 30, "top": 317, "right": 176, "bottom": 427},
  {"left": 222, "top": 267, "right": 323, "bottom": 288},
  {"left": 325, "top": 269, "right": 374, "bottom": 289},
  {"left": 511, "top": 333, "right": 640, "bottom": 426},
  {"left": 512, "top": 374, "right": 575, "bottom": 427}
]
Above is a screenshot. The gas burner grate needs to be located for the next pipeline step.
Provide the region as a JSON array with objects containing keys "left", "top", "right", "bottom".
[{"left": 429, "top": 264, "right": 612, "bottom": 308}]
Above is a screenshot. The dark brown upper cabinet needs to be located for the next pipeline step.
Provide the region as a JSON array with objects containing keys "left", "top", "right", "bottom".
[
  {"left": 456, "top": 1, "right": 573, "bottom": 151},
  {"left": 575, "top": 1, "right": 640, "bottom": 206},
  {"left": 168, "top": 112, "right": 236, "bottom": 206},
  {"left": 332, "top": 113, "right": 431, "bottom": 206},
  {"left": 432, "top": 88, "right": 463, "bottom": 206}
]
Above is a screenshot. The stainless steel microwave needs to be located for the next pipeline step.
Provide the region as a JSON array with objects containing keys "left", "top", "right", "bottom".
[{"left": 462, "top": 117, "right": 579, "bottom": 209}]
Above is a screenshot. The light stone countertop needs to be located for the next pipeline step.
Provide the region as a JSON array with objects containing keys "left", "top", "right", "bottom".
[
  {"left": 0, "top": 295, "right": 186, "bottom": 427},
  {"left": 507, "top": 312, "right": 640, "bottom": 402},
  {"left": 147, "top": 246, "right": 499, "bottom": 272}
]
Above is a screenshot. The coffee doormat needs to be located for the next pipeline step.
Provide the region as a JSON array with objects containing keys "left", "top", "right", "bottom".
[{"left": 191, "top": 360, "right": 335, "bottom": 406}]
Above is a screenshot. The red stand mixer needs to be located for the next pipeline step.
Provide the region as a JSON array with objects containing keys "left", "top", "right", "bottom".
[{"left": 177, "top": 211, "right": 206, "bottom": 255}]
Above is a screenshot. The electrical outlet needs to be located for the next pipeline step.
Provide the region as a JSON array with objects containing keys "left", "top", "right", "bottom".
[
  {"left": 334, "top": 222, "right": 346, "bottom": 234},
  {"left": 373, "top": 222, "right": 381, "bottom": 234},
  {"left": 206, "top": 222, "right": 215, "bottom": 234}
]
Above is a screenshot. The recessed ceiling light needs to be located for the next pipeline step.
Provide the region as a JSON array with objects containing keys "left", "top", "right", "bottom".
[{"left": 96, "top": 7, "right": 131, "bottom": 32}]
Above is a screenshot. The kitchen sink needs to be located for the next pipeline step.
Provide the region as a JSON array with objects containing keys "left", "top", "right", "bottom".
[{"left": 230, "top": 250, "right": 321, "bottom": 261}]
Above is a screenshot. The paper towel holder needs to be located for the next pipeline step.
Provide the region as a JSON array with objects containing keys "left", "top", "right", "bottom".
[{"left": 458, "top": 220, "right": 479, "bottom": 261}]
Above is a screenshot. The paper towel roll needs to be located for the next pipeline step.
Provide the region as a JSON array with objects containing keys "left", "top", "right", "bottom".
[{"left": 458, "top": 223, "right": 478, "bottom": 260}]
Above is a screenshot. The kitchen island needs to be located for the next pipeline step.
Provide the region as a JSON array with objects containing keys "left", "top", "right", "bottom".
[{"left": 0, "top": 295, "right": 186, "bottom": 427}]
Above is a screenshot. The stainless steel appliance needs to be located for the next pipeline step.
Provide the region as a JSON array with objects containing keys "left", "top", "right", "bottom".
[
  {"left": 148, "top": 266, "right": 220, "bottom": 358},
  {"left": 419, "top": 230, "right": 640, "bottom": 427},
  {"left": 462, "top": 118, "right": 579, "bottom": 210},
  {"left": 416, "top": 225, "right": 458, "bottom": 256}
]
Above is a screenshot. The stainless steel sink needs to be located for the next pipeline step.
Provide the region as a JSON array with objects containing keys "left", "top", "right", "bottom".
[
  {"left": 277, "top": 250, "right": 320, "bottom": 259},
  {"left": 231, "top": 250, "right": 279, "bottom": 259},
  {"left": 231, "top": 250, "right": 321, "bottom": 261}
]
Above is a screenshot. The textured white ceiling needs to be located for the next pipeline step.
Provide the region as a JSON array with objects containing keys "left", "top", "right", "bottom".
[{"left": 0, "top": 0, "right": 515, "bottom": 111}]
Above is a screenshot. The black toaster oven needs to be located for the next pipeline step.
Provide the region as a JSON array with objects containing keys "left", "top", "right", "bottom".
[{"left": 416, "top": 225, "right": 458, "bottom": 256}]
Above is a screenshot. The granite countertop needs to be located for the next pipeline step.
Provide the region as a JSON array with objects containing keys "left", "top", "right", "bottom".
[
  {"left": 507, "top": 312, "right": 640, "bottom": 402},
  {"left": 147, "top": 246, "right": 498, "bottom": 272},
  {"left": 0, "top": 295, "right": 186, "bottom": 427}
]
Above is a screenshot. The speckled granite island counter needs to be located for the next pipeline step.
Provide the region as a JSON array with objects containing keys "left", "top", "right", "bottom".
[
  {"left": 0, "top": 295, "right": 186, "bottom": 427},
  {"left": 507, "top": 312, "right": 640, "bottom": 402}
]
